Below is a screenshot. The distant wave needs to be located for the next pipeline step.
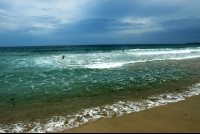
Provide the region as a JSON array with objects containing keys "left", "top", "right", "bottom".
[{"left": 85, "top": 56, "right": 200, "bottom": 69}]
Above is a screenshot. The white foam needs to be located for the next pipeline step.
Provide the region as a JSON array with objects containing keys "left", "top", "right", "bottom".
[
  {"left": 86, "top": 62, "right": 124, "bottom": 69},
  {"left": 134, "top": 50, "right": 192, "bottom": 55},
  {"left": 44, "top": 83, "right": 200, "bottom": 132},
  {"left": 21, "top": 47, "right": 200, "bottom": 70},
  {"left": 85, "top": 55, "right": 200, "bottom": 69},
  {"left": 169, "top": 55, "right": 200, "bottom": 60},
  {"left": 1, "top": 83, "right": 200, "bottom": 133}
]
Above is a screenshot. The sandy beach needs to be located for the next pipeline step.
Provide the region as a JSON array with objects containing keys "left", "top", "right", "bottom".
[{"left": 47, "top": 95, "right": 200, "bottom": 133}]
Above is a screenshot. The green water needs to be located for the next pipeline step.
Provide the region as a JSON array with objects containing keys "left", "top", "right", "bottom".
[{"left": 0, "top": 44, "right": 200, "bottom": 132}]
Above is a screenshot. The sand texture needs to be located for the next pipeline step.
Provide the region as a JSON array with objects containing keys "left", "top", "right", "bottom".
[{"left": 47, "top": 95, "right": 200, "bottom": 133}]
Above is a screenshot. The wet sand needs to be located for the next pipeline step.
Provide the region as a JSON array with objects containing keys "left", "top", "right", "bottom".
[{"left": 47, "top": 95, "right": 200, "bottom": 133}]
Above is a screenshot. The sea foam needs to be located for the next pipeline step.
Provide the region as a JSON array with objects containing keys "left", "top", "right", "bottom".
[{"left": 1, "top": 83, "right": 200, "bottom": 133}]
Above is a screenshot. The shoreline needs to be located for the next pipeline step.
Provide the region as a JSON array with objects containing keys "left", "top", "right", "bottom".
[{"left": 47, "top": 95, "right": 200, "bottom": 133}]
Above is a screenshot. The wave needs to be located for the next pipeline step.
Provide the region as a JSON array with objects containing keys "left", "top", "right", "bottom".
[
  {"left": 133, "top": 50, "right": 200, "bottom": 55},
  {"left": 85, "top": 55, "right": 200, "bottom": 69},
  {"left": 1, "top": 82, "right": 199, "bottom": 133},
  {"left": 6, "top": 53, "right": 200, "bottom": 70}
]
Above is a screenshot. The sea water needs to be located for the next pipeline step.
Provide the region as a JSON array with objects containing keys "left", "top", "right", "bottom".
[{"left": 0, "top": 44, "right": 200, "bottom": 132}]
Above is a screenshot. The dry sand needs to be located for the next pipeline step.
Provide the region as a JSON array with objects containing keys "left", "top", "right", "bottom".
[{"left": 47, "top": 95, "right": 200, "bottom": 133}]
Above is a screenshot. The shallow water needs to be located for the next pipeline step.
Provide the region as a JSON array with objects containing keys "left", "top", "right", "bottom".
[{"left": 0, "top": 44, "right": 200, "bottom": 132}]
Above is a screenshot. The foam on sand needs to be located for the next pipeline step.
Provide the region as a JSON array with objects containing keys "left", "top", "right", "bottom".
[{"left": 1, "top": 83, "right": 200, "bottom": 133}]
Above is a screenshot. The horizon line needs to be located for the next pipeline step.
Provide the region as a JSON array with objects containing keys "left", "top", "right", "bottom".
[{"left": 1, "top": 43, "right": 199, "bottom": 48}]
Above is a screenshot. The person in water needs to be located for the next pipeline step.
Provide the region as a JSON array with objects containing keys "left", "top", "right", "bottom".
[{"left": 62, "top": 55, "right": 65, "bottom": 59}]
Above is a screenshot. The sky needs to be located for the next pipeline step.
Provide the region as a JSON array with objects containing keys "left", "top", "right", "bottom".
[{"left": 0, "top": 0, "right": 200, "bottom": 47}]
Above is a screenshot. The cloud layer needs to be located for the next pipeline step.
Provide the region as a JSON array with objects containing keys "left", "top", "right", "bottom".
[{"left": 0, "top": 0, "right": 200, "bottom": 46}]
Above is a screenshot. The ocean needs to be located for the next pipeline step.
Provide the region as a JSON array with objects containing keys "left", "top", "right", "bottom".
[{"left": 0, "top": 44, "right": 200, "bottom": 132}]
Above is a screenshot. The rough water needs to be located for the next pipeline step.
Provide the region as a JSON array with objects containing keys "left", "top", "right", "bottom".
[{"left": 0, "top": 44, "right": 200, "bottom": 133}]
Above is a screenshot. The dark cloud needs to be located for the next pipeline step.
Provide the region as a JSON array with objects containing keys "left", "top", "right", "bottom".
[
  {"left": 55, "top": 18, "right": 144, "bottom": 36},
  {"left": 0, "top": 0, "right": 200, "bottom": 46},
  {"left": 86, "top": 0, "right": 182, "bottom": 19},
  {"left": 158, "top": 17, "right": 200, "bottom": 30},
  {"left": 31, "top": 16, "right": 59, "bottom": 24},
  {"left": 0, "top": 12, "right": 9, "bottom": 22},
  {"left": 55, "top": 18, "right": 115, "bottom": 35},
  {"left": 147, "top": 27, "right": 200, "bottom": 44}
]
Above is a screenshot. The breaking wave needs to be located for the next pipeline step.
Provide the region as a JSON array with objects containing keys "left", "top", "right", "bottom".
[{"left": 1, "top": 83, "right": 200, "bottom": 133}]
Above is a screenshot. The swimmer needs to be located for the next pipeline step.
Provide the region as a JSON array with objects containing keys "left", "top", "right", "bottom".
[{"left": 62, "top": 55, "right": 65, "bottom": 59}]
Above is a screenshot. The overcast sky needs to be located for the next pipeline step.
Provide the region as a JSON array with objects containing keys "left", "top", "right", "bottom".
[{"left": 0, "top": 0, "right": 200, "bottom": 47}]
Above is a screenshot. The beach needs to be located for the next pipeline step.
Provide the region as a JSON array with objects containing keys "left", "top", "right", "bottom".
[
  {"left": 1, "top": 0, "right": 200, "bottom": 132},
  {"left": 1, "top": 45, "right": 200, "bottom": 133},
  {"left": 50, "top": 95, "right": 200, "bottom": 133}
]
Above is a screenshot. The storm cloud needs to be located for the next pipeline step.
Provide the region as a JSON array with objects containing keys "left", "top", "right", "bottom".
[{"left": 0, "top": 0, "right": 199, "bottom": 46}]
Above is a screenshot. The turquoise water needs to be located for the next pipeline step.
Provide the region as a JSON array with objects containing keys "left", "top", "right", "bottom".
[{"left": 0, "top": 44, "right": 200, "bottom": 132}]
